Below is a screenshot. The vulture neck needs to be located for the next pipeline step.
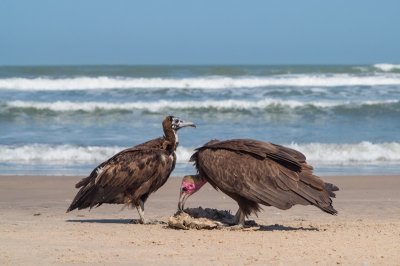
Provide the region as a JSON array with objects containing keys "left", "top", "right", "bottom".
[{"left": 163, "top": 126, "right": 179, "bottom": 153}]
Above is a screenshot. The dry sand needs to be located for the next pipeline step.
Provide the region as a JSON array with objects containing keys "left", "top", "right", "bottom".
[{"left": 0, "top": 175, "right": 399, "bottom": 265}]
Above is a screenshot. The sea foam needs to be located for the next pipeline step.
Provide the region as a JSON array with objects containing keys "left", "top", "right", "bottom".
[
  {"left": 1, "top": 142, "right": 399, "bottom": 164},
  {"left": 0, "top": 144, "right": 197, "bottom": 163},
  {"left": 373, "top": 63, "right": 400, "bottom": 72},
  {"left": 288, "top": 141, "right": 400, "bottom": 162},
  {"left": 3, "top": 99, "right": 398, "bottom": 113},
  {"left": 1, "top": 73, "right": 400, "bottom": 90}
]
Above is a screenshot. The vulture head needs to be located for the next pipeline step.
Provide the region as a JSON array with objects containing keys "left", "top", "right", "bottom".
[
  {"left": 164, "top": 116, "right": 196, "bottom": 131},
  {"left": 162, "top": 116, "right": 196, "bottom": 150},
  {"left": 178, "top": 174, "right": 207, "bottom": 211}
]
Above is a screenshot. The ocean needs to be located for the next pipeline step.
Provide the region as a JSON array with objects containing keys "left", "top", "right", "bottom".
[{"left": 1, "top": 64, "right": 399, "bottom": 176}]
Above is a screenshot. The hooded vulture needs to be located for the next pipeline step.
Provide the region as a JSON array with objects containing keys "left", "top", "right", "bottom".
[
  {"left": 179, "top": 139, "right": 339, "bottom": 228},
  {"left": 67, "top": 116, "right": 195, "bottom": 224}
]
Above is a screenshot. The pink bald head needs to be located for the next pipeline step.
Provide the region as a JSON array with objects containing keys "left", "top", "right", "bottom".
[{"left": 178, "top": 175, "right": 207, "bottom": 211}]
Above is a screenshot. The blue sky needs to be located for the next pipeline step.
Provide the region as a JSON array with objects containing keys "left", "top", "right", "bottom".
[{"left": 1, "top": 1, "right": 399, "bottom": 65}]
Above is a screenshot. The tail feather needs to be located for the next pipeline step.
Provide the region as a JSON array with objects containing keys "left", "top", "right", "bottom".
[
  {"left": 67, "top": 170, "right": 101, "bottom": 212},
  {"left": 294, "top": 181, "right": 338, "bottom": 215},
  {"left": 66, "top": 183, "right": 125, "bottom": 213},
  {"left": 66, "top": 184, "right": 94, "bottom": 212},
  {"left": 75, "top": 176, "right": 91, "bottom": 189},
  {"left": 67, "top": 183, "right": 101, "bottom": 213},
  {"left": 325, "top": 182, "right": 339, "bottom": 198}
]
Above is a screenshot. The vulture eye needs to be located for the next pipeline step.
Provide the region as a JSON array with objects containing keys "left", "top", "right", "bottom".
[{"left": 182, "top": 187, "right": 188, "bottom": 191}]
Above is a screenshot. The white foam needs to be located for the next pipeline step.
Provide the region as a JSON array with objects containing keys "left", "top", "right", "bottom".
[
  {"left": 1, "top": 74, "right": 400, "bottom": 90},
  {"left": 287, "top": 141, "right": 400, "bottom": 162},
  {"left": 175, "top": 146, "right": 196, "bottom": 162},
  {"left": 1, "top": 142, "right": 399, "bottom": 164},
  {"left": 0, "top": 144, "right": 196, "bottom": 163},
  {"left": 4, "top": 99, "right": 398, "bottom": 112},
  {"left": 373, "top": 64, "right": 400, "bottom": 72},
  {"left": 0, "top": 144, "right": 123, "bottom": 163}
]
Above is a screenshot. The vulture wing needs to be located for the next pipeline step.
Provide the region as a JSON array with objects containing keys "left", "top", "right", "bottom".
[
  {"left": 201, "top": 139, "right": 306, "bottom": 172},
  {"left": 67, "top": 148, "right": 175, "bottom": 212},
  {"left": 194, "top": 139, "right": 336, "bottom": 216}
]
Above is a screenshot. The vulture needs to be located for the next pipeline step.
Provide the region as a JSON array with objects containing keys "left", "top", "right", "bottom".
[
  {"left": 178, "top": 139, "right": 339, "bottom": 228},
  {"left": 67, "top": 116, "right": 195, "bottom": 224}
]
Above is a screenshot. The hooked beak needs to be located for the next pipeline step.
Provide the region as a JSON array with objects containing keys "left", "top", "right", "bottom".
[
  {"left": 177, "top": 120, "right": 196, "bottom": 130},
  {"left": 178, "top": 192, "right": 191, "bottom": 211}
]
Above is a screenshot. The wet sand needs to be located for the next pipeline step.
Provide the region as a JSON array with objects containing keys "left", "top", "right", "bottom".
[{"left": 0, "top": 175, "right": 399, "bottom": 265}]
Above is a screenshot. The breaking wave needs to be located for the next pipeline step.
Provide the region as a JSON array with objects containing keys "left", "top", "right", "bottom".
[
  {"left": 2, "top": 99, "right": 398, "bottom": 114},
  {"left": 287, "top": 141, "right": 400, "bottom": 162},
  {"left": 1, "top": 73, "right": 400, "bottom": 90},
  {"left": 1, "top": 142, "right": 399, "bottom": 164},
  {"left": 0, "top": 144, "right": 196, "bottom": 164},
  {"left": 373, "top": 63, "right": 400, "bottom": 72}
]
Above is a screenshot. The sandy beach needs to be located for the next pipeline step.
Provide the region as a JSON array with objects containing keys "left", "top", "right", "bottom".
[{"left": 0, "top": 175, "right": 399, "bottom": 265}]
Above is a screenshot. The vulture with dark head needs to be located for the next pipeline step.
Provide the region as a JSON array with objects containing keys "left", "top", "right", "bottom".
[
  {"left": 179, "top": 139, "right": 339, "bottom": 228},
  {"left": 67, "top": 116, "right": 195, "bottom": 224}
]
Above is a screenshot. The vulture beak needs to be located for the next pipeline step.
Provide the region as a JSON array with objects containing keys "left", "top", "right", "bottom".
[
  {"left": 178, "top": 191, "right": 191, "bottom": 211},
  {"left": 176, "top": 119, "right": 196, "bottom": 130}
]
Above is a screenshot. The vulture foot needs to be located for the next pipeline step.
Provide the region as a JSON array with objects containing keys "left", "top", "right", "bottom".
[
  {"left": 230, "top": 224, "right": 244, "bottom": 231},
  {"left": 232, "top": 208, "right": 245, "bottom": 226},
  {"left": 131, "top": 218, "right": 163, "bottom": 225},
  {"left": 139, "top": 218, "right": 159, "bottom": 225}
]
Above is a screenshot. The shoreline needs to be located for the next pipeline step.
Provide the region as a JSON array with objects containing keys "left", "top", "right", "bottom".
[
  {"left": 2, "top": 161, "right": 400, "bottom": 177},
  {"left": 1, "top": 175, "right": 399, "bottom": 265},
  {"left": 1, "top": 171, "right": 400, "bottom": 176}
]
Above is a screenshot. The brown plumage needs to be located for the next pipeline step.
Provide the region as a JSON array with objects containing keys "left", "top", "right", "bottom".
[
  {"left": 179, "top": 139, "right": 339, "bottom": 227},
  {"left": 67, "top": 116, "right": 195, "bottom": 224}
]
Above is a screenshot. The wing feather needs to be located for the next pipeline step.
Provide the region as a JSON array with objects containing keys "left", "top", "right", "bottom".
[
  {"left": 201, "top": 139, "right": 304, "bottom": 172},
  {"left": 67, "top": 149, "right": 175, "bottom": 212},
  {"left": 94, "top": 149, "right": 162, "bottom": 188},
  {"left": 195, "top": 140, "right": 337, "bottom": 216}
]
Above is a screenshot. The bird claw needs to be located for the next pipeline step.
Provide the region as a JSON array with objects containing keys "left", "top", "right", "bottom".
[
  {"left": 230, "top": 224, "right": 244, "bottom": 231},
  {"left": 139, "top": 219, "right": 165, "bottom": 225}
]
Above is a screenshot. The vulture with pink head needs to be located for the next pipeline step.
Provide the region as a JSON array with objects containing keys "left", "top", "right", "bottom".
[
  {"left": 179, "top": 139, "right": 338, "bottom": 227},
  {"left": 67, "top": 116, "right": 195, "bottom": 224}
]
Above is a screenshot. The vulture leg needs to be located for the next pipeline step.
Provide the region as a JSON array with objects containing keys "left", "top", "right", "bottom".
[
  {"left": 135, "top": 199, "right": 158, "bottom": 224},
  {"left": 135, "top": 200, "right": 147, "bottom": 224},
  {"left": 140, "top": 199, "right": 145, "bottom": 213},
  {"left": 232, "top": 209, "right": 241, "bottom": 224},
  {"left": 230, "top": 209, "right": 245, "bottom": 230}
]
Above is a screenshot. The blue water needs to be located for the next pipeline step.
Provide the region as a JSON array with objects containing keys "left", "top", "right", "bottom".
[{"left": 1, "top": 64, "right": 400, "bottom": 176}]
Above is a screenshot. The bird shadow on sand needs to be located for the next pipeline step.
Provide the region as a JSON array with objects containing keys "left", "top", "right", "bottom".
[
  {"left": 66, "top": 219, "right": 137, "bottom": 224},
  {"left": 66, "top": 218, "right": 167, "bottom": 225},
  {"left": 255, "top": 223, "right": 319, "bottom": 232}
]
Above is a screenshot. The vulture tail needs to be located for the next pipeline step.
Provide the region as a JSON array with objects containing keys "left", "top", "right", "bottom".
[
  {"left": 75, "top": 175, "right": 91, "bottom": 188},
  {"left": 66, "top": 185, "right": 93, "bottom": 212},
  {"left": 295, "top": 181, "right": 339, "bottom": 215},
  {"left": 317, "top": 204, "right": 338, "bottom": 215},
  {"left": 325, "top": 182, "right": 339, "bottom": 198},
  {"left": 67, "top": 183, "right": 125, "bottom": 213}
]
